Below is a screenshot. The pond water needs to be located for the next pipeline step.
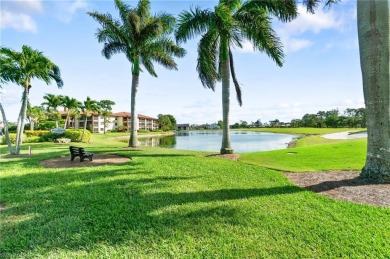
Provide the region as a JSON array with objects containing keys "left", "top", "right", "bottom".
[{"left": 139, "top": 130, "right": 296, "bottom": 153}]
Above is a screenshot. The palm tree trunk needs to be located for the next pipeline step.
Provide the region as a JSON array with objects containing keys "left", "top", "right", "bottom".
[
  {"left": 15, "top": 86, "right": 29, "bottom": 155},
  {"left": 0, "top": 102, "right": 15, "bottom": 154},
  {"left": 64, "top": 112, "right": 69, "bottom": 130},
  {"left": 81, "top": 115, "right": 88, "bottom": 142},
  {"left": 129, "top": 75, "right": 139, "bottom": 147},
  {"left": 358, "top": 0, "right": 390, "bottom": 183},
  {"left": 220, "top": 36, "right": 233, "bottom": 154}
]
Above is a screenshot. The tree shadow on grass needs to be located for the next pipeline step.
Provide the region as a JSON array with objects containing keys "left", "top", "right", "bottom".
[
  {"left": 0, "top": 164, "right": 303, "bottom": 258},
  {"left": 304, "top": 176, "right": 381, "bottom": 193}
]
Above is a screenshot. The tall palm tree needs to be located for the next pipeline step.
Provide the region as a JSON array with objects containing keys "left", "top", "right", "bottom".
[
  {"left": 60, "top": 95, "right": 80, "bottom": 129},
  {"left": 88, "top": 0, "right": 185, "bottom": 147},
  {"left": 41, "top": 93, "right": 63, "bottom": 128},
  {"left": 176, "top": 0, "right": 297, "bottom": 154},
  {"left": 0, "top": 45, "right": 63, "bottom": 154},
  {"left": 80, "top": 96, "right": 100, "bottom": 142},
  {"left": 357, "top": 0, "right": 389, "bottom": 182}
]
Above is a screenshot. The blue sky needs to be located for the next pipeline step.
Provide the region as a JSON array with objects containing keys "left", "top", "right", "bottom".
[{"left": 1, "top": 0, "right": 363, "bottom": 125}]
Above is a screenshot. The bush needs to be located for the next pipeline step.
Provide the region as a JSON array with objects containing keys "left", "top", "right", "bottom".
[
  {"left": 65, "top": 129, "right": 91, "bottom": 142},
  {"left": 0, "top": 133, "right": 38, "bottom": 144},
  {"left": 39, "top": 129, "right": 91, "bottom": 143},
  {"left": 35, "top": 121, "right": 56, "bottom": 130},
  {"left": 25, "top": 130, "right": 50, "bottom": 137},
  {"left": 39, "top": 132, "right": 65, "bottom": 142}
]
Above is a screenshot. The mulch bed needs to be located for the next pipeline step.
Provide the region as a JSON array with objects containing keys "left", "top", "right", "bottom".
[
  {"left": 285, "top": 171, "right": 390, "bottom": 207},
  {"left": 40, "top": 154, "right": 131, "bottom": 168}
]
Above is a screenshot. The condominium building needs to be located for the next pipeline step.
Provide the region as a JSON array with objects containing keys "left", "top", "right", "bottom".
[{"left": 61, "top": 111, "right": 158, "bottom": 133}]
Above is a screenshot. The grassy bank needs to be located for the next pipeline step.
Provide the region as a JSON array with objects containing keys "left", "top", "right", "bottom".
[
  {"left": 0, "top": 134, "right": 388, "bottom": 258},
  {"left": 237, "top": 127, "right": 365, "bottom": 135}
]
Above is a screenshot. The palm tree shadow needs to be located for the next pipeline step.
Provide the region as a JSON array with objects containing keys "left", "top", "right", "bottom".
[{"left": 304, "top": 176, "right": 376, "bottom": 193}]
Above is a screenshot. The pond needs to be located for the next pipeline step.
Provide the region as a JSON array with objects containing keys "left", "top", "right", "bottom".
[{"left": 139, "top": 130, "right": 296, "bottom": 153}]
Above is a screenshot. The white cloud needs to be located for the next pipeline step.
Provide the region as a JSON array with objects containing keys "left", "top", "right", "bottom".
[
  {"left": 0, "top": 10, "right": 37, "bottom": 32},
  {"left": 56, "top": 0, "right": 89, "bottom": 23},
  {"left": 281, "top": 6, "right": 344, "bottom": 36},
  {"left": 69, "top": 0, "right": 88, "bottom": 14},
  {"left": 286, "top": 38, "right": 313, "bottom": 53},
  {"left": 0, "top": 0, "right": 43, "bottom": 33},
  {"left": 276, "top": 5, "right": 345, "bottom": 53}
]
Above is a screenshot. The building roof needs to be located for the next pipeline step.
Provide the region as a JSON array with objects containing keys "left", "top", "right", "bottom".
[
  {"left": 58, "top": 111, "right": 157, "bottom": 120},
  {"left": 111, "top": 112, "right": 157, "bottom": 120}
]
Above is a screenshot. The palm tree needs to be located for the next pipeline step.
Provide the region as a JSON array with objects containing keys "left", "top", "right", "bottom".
[
  {"left": 176, "top": 0, "right": 297, "bottom": 154},
  {"left": 80, "top": 96, "right": 100, "bottom": 141},
  {"left": 356, "top": 0, "right": 389, "bottom": 182},
  {"left": 41, "top": 93, "right": 62, "bottom": 128},
  {"left": 88, "top": 0, "right": 185, "bottom": 147},
  {"left": 26, "top": 104, "right": 45, "bottom": 130},
  {"left": 98, "top": 99, "right": 116, "bottom": 134},
  {"left": 60, "top": 95, "right": 80, "bottom": 129},
  {"left": 0, "top": 45, "right": 63, "bottom": 154}
]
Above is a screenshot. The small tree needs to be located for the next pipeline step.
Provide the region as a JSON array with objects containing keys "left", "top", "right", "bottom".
[
  {"left": 98, "top": 99, "right": 116, "bottom": 134},
  {"left": 60, "top": 95, "right": 80, "bottom": 130},
  {"left": 41, "top": 93, "right": 63, "bottom": 128},
  {"left": 80, "top": 97, "right": 99, "bottom": 141},
  {"left": 26, "top": 105, "right": 45, "bottom": 130}
]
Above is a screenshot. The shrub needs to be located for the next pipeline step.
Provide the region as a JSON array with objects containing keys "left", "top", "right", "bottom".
[
  {"left": 39, "top": 132, "right": 66, "bottom": 142},
  {"left": 0, "top": 134, "right": 38, "bottom": 144},
  {"left": 25, "top": 130, "right": 50, "bottom": 137},
  {"left": 1, "top": 133, "right": 17, "bottom": 144},
  {"left": 24, "top": 136, "right": 40, "bottom": 143},
  {"left": 65, "top": 129, "right": 91, "bottom": 142},
  {"left": 35, "top": 121, "right": 56, "bottom": 130}
]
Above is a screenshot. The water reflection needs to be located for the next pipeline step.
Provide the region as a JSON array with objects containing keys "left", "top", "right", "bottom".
[{"left": 139, "top": 130, "right": 296, "bottom": 153}]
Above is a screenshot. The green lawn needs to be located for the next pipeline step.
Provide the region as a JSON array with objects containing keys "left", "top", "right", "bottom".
[
  {"left": 0, "top": 134, "right": 388, "bottom": 258},
  {"left": 237, "top": 127, "right": 365, "bottom": 135},
  {"left": 239, "top": 139, "right": 367, "bottom": 172}
]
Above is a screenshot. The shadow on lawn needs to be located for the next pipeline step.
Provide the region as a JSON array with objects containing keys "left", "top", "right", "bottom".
[
  {"left": 304, "top": 176, "right": 379, "bottom": 193},
  {"left": 0, "top": 159, "right": 302, "bottom": 258}
]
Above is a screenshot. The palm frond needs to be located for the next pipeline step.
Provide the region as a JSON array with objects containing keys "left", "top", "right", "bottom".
[
  {"left": 114, "top": 0, "right": 132, "bottom": 22},
  {"left": 176, "top": 7, "right": 213, "bottom": 43},
  {"left": 196, "top": 29, "right": 220, "bottom": 91},
  {"left": 102, "top": 41, "right": 127, "bottom": 59},
  {"left": 219, "top": 0, "right": 242, "bottom": 11},
  {"left": 237, "top": 10, "right": 284, "bottom": 66},
  {"left": 140, "top": 56, "right": 157, "bottom": 77},
  {"left": 136, "top": 0, "right": 151, "bottom": 23},
  {"left": 156, "top": 12, "right": 176, "bottom": 34},
  {"left": 229, "top": 48, "right": 242, "bottom": 106},
  {"left": 139, "top": 18, "right": 163, "bottom": 43},
  {"left": 240, "top": 0, "right": 298, "bottom": 22}
]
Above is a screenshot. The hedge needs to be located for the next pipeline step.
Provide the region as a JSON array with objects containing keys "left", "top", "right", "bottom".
[
  {"left": 25, "top": 130, "right": 50, "bottom": 137},
  {"left": 39, "top": 129, "right": 91, "bottom": 143},
  {"left": 1, "top": 134, "right": 40, "bottom": 144}
]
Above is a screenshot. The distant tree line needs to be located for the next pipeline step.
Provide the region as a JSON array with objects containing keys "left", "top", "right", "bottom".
[{"left": 289, "top": 108, "right": 366, "bottom": 128}]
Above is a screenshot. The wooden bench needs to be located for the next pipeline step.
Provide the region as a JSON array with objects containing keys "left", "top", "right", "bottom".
[{"left": 69, "top": 146, "right": 94, "bottom": 162}]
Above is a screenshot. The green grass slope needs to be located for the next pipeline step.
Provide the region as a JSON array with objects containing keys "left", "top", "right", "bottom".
[
  {"left": 0, "top": 136, "right": 388, "bottom": 258},
  {"left": 239, "top": 139, "right": 367, "bottom": 172}
]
